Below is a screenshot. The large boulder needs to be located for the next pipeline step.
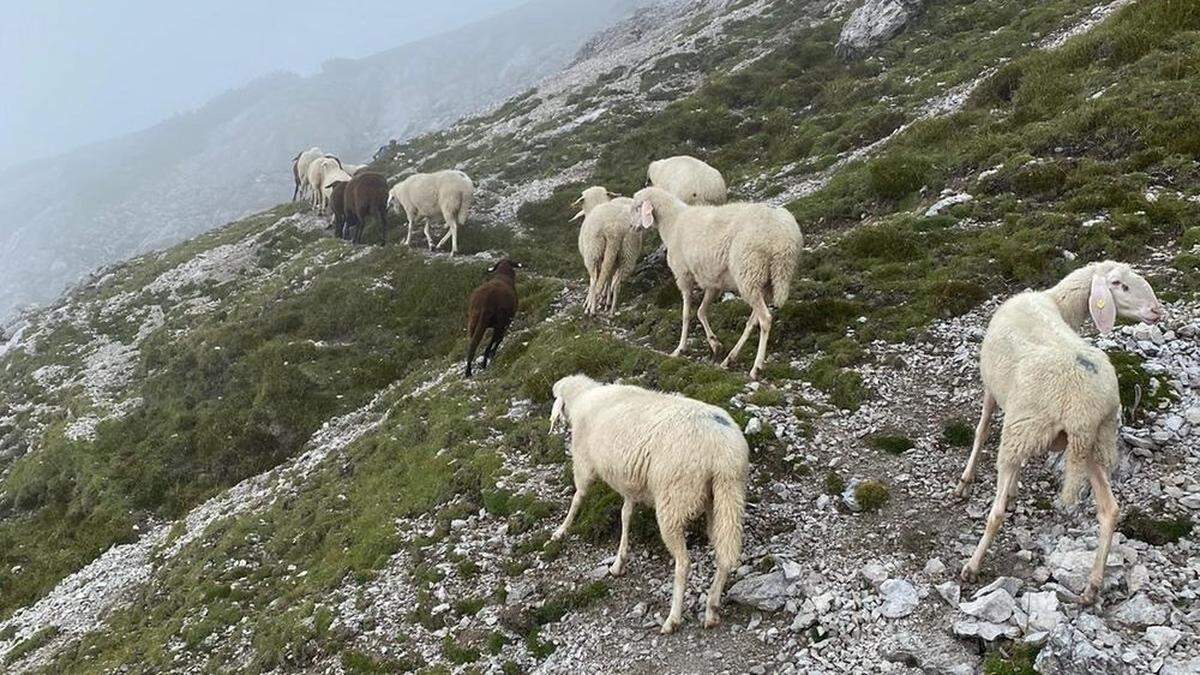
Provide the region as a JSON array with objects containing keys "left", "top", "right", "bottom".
[{"left": 836, "top": 0, "right": 926, "bottom": 60}]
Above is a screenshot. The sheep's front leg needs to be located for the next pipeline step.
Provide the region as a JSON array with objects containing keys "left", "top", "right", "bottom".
[
  {"left": 671, "top": 277, "right": 695, "bottom": 358},
  {"left": 610, "top": 498, "right": 634, "bottom": 576},
  {"left": 955, "top": 390, "right": 996, "bottom": 498},
  {"left": 695, "top": 287, "right": 723, "bottom": 356},
  {"left": 404, "top": 208, "right": 417, "bottom": 246},
  {"left": 551, "top": 469, "right": 592, "bottom": 541},
  {"left": 658, "top": 519, "right": 689, "bottom": 634}
]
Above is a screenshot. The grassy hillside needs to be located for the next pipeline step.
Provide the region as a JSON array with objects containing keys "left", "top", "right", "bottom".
[{"left": 2, "top": 0, "right": 1199, "bottom": 672}]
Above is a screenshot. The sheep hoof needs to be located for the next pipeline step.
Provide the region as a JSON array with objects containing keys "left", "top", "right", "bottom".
[
  {"left": 748, "top": 368, "right": 760, "bottom": 381},
  {"left": 1079, "top": 585, "right": 1098, "bottom": 606},
  {"left": 608, "top": 561, "right": 625, "bottom": 577},
  {"left": 669, "top": 349, "right": 684, "bottom": 358},
  {"left": 549, "top": 529, "right": 565, "bottom": 542},
  {"left": 660, "top": 617, "right": 682, "bottom": 634},
  {"left": 703, "top": 613, "right": 721, "bottom": 629},
  {"left": 953, "top": 481, "right": 973, "bottom": 499},
  {"left": 959, "top": 564, "right": 978, "bottom": 583}
]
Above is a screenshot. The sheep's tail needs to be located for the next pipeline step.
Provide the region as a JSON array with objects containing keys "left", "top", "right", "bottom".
[
  {"left": 710, "top": 469, "right": 745, "bottom": 573},
  {"left": 1060, "top": 430, "right": 1098, "bottom": 505},
  {"left": 767, "top": 247, "right": 797, "bottom": 307},
  {"left": 457, "top": 189, "right": 472, "bottom": 226}
]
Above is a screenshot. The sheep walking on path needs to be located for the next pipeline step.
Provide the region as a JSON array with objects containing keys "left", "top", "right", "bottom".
[
  {"left": 292, "top": 147, "right": 324, "bottom": 201},
  {"left": 327, "top": 172, "right": 390, "bottom": 245},
  {"left": 956, "top": 261, "right": 1164, "bottom": 604},
  {"left": 572, "top": 187, "right": 640, "bottom": 316},
  {"left": 465, "top": 260, "right": 521, "bottom": 377},
  {"left": 631, "top": 187, "right": 802, "bottom": 380},
  {"left": 389, "top": 170, "right": 474, "bottom": 255},
  {"left": 548, "top": 375, "right": 748, "bottom": 634}
]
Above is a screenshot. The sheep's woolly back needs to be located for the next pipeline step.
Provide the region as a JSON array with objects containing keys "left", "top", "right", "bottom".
[
  {"left": 553, "top": 375, "right": 749, "bottom": 521},
  {"left": 648, "top": 155, "right": 728, "bottom": 205},
  {"left": 389, "top": 170, "right": 475, "bottom": 222},
  {"left": 637, "top": 188, "right": 802, "bottom": 307}
]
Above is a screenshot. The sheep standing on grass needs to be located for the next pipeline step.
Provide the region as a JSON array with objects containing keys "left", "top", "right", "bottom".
[
  {"left": 647, "top": 155, "right": 728, "bottom": 205},
  {"left": 572, "top": 187, "right": 641, "bottom": 315},
  {"left": 955, "top": 261, "right": 1164, "bottom": 604},
  {"left": 388, "top": 170, "right": 474, "bottom": 255},
  {"left": 306, "top": 156, "right": 344, "bottom": 213},
  {"left": 292, "top": 147, "right": 324, "bottom": 201},
  {"left": 465, "top": 260, "right": 521, "bottom": 377},
  {"left": 630, "top": 187, "right": 802, "bottom": 380},
  {"left": 326, "top": 172, "right": 390, "bottom": 245},
  {"left": 548, "top": 374, "right": 748, "bottom": 634}
]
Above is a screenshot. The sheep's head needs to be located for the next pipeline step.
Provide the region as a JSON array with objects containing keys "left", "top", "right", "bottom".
[
  {"left": 630, "top": 188, "right": 663, "bottom": 230},
  {"left": 549, "top": 374, "right": 596, "bottom": 434},
  {"left": 1089, "top": 261, "right": 1163, "bottom": 332},
  {"left": 487, "top": 259, "right": 522, "bottom": 278}
]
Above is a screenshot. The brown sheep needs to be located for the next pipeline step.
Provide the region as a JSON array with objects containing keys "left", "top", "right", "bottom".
[
  {"left": 465, "top": 259, "right": 522, "bottom": 378},
  {"left": 327, "top": 172, "right": 390, "bottom": 245}
]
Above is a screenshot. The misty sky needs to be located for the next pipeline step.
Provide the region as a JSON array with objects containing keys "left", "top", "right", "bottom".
[{"left": 0, "top": 0, "right": 528, "bottom": 169}]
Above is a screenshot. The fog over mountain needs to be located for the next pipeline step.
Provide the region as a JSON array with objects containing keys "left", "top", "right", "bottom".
[{"left": 0, "top": 0, "right": 644, "bottom": 320}]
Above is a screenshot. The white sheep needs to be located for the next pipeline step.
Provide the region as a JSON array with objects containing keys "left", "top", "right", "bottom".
[
  {"left": 955, "top": 261, "right": 1164, "bottom": 604},
  {"left": 342, "top": 163, "right": 368, "bottom": 176},
  {"left": 388, "top": 170, "right": 474, "bottom": 255},
  {"left": 630, "top": 187, "right": 802, "bottom": 380},
  {"left": 548, "top": 374, "right": 748, "bottom": 634},
  {"left": 306, "top": 156, "right": 344, "bottom": 212},
  {"left": 647, "top": 155, "right": 728, "bottom": 205},
  {"left": 571, "top": 187, "right": 641, "bottom": 315},
  {"left": 293, "top": 147, "right": 324, "bottom": 201}
]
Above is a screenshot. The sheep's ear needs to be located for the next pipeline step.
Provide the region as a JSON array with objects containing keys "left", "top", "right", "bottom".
[
  {"left": 570, "top": 210, "right": 585, "bottom": 222},
  {"left": 548, "top": 396, "right": 565, "bottom": 434},
  {"left": 572, "top": 195, "right": 584, "bottom": 206},
  {"left": 487, "top": 263, "right": 498, "bottom": 272},
  {"left": 606, "top": 190, "right": 621, "bottom": 198},
  {"left": 513, "top": 261, "right": 523, "bottom": 268},
  {"left": 1090, "top": 271, "right": 1116, "bottom": 333},
  {"left": 639, "top": 200, "right": 655, "bottom": 229}
]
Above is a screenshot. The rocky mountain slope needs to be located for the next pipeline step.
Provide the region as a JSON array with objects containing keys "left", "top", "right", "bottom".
[
  {"left": 2, "top": 0, "right": 1199, "bottom": 672},
  {"left": 0, "top": 0, "right": 646, "bottom": 322}
]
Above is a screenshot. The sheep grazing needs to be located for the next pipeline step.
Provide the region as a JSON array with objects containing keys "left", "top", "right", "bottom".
[
  {"left": 572, "top": 187, "right": 640, "bottom": 315},
  {"left": 647, "top": 155, "right": 728, "bottom": 205},
  {"left": 465, "top": 259, "right": 521, "bottom": 377},
  {"left": 955, "top": 261, "right": 1164, "bottom": 604},
  {"left": 630, "top": 187, "right": 802, "bottom": 380},
  {"left": 388, "top": 170, "right": 475, "bottom": 255},
  {"left": 292, "top": 147, "right": 324, "bottom": 201},
  {"left": 548, "top": 374, "right": 748, "bottom": 634},
  {"left": 326, "top": 172, "right": 390, "bottom": 245}
]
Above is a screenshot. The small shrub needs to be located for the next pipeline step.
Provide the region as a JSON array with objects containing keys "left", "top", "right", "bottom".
[
  {"left": 854, "top": 480, "right": 890, "bottom": 513},
  {"left": 442, "top": 635, "right": 481, "bottom": 665},
  {"left": 868, "top": 434, "right": 915, "bottom": 456},
  {"left": 804, "top": 357, "right": 869, "bottom": 411},
  {"left": 942, "top": 420, "right": 974, "bottom": 447},
  {"left": 823, "top": 471, "right": 845, "bottom": 495},
  {"left": 868, "top": 152, "right": 932, "bottom": 201},
  {"left": 1119, "top": 508, "right": 1193, "bottom": 546},
  {"left": 983, "top": 643, "right": 1039, "bottom": 675}
]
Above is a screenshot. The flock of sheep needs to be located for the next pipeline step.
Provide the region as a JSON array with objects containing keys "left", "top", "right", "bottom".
[{"left": 287, "top": 146, "right": 1167, "bottom": 634}]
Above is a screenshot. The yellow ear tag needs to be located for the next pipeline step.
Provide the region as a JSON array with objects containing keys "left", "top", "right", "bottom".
[{"left": 1096, "top": 298, "right": 1106, "bottom": 309}]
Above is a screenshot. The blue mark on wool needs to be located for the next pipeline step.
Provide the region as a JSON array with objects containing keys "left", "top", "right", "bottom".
[
  {"left": 711, "top": 413, "right": 733, "bottom": 428},
  {"left": 1075, "top": 354, "right": 1098, "bottom": 374}
]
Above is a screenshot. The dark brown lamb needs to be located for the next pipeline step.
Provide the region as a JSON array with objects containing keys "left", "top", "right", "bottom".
[
  {"left": 465, "top": 260, "right": 522, "bottom": 378},
  {"left": 327, "top": 171, "right": 389, "bottom": 245}
]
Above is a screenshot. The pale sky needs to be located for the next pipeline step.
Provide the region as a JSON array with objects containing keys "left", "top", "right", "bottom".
[{"left": 0, "top": 0, "right": 528, "bottom": 169}]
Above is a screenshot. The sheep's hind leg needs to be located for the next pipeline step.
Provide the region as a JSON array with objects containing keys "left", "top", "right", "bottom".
[
  {"left": 961, "top": 460, "right": 1019, "bottom": 583},
  {"left": 955, "top": 390, "right": 996, "bottom": 498},
  {"left": 670, "top": 278, "right": 695, "bottom": 358},
  {"left": 1082, "top": 425, "right": 1119, "bottom": 604},
  {"left": 657, "top": 515, "right": 690, "bottom": 635},
  {"left": 424, "top": 218, "right": 435, "bottom": 251},
  {"left": 695, "top": 287, "right": 723, "bottom": 357},
  {"left": 610, "top": 498, "right": 634, "bottom": 576}
]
